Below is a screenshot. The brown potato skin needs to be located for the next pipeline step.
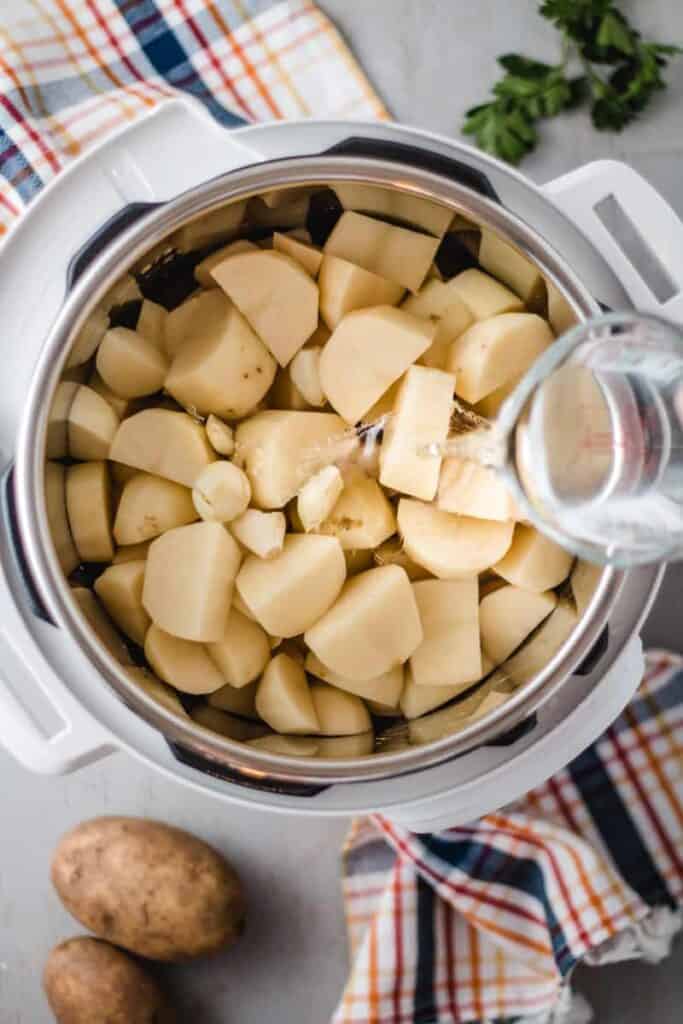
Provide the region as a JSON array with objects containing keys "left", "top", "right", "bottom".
[
  {"left": 43, "top": 936, "right": 175, "bottom": 1023},
  {"left": 51, "top": 817, "right": 246, "bottom": 961}
]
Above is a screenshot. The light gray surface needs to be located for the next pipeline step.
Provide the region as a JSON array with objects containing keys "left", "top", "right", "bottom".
[{"left": 1, "top": 1, "right": 682, "bottom": 1021}]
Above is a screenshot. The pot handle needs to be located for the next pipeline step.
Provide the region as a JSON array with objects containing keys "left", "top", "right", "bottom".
[{"left": 543, "top": 160, "right": 683, "bottom": 322}]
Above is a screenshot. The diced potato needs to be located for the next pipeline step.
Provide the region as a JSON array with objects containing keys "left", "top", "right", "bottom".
[
  {"left": 236, "top": 534, "right": 346, "bottom": 638},
  {"left": 66, "top": 307, "right": 109, "bottom": 368},
  {"left": 102, "top": 275, "right": 140, "bottom": 309},
  {"left": 494, "top": 524, "right": 573, "bottom": 593},
  {"left": 332, "top": 183, "right": 453, "bottom": 237},
  {"left": 144, "top": 624, "right": 225, "bottom": 694},
  {"left": 398, "top": 499, "right": 514, "bottom": 578},
  {"left": 305, "top": 651, "right": 403, "bottom": 707},
  {"left": 125, "top": 666, "right": 188, "bottom": 718},
  {"left": 247, "top": 193, "right": 310, "bottom": 228},
  {"left": 255, "top": 654, "right": 319, "bottom": 734},
  {"left": 437, "top": 457, "right": 519, "bottom": 521},
  {"left": 410, "top": 579, "right": 481, "bottom": 688},
  {"left": 191, "top": 704, "right": 267, "bottom": 740},
  {"left": 373, "top": 537, "right": 430, "bottom": 580},
  {"left": 309, "top": 684, "right": 371, "bottom": 736},
  {"left": 367, "top": 700, "right": 403, "bottom": 718},
  {"left": 143, "top": 522, "right": 241, "bottom": 642},
  {"left": 192, "top": 462, "right": 251, "bottom": 523},
  {"left": 67, "top": 385, "right": 120, "bottom": 461},
  {"left": 88, "top": 370, "right": 134, "bottom": 419},
  {"left": 205, "top": 415, "right": 235, "bottom": 456},
  {"left": 96, "top": 327, "right": 168, "bottom": 399},
  {"left": 165, "top": 292, "right": 276, "bottom": 418},
  {"left": 113, "top": 473, "right": 196, "bottom": 545},
  {"left": 230, "top": 511, "right": 285, "bottom": 562},
  {"left": 172, "top": 200, "right": 246, "bottom": 250},
  {"left": 234, "top": 410, "right": 347, "bottom": 509},
  {"left": 479, "top": 574, "right": 507, "bottom": 599},
  {"left": 136, "top": 299, "right": 167, "bottom": 349},
  {"left": 447, "top": 313, "right": 554, "bottom": 404},
  {"left": 305, "top": 565, "right": 423, "bottom": 682},
  {"left": 319, "top": 474, "right": 396, "bottom": 550},
  {"left": 379, "top": 365, "right": 454, "bottom": 501},
  {"left": 449, "top": 268, "right": 525, "bottom": 320},
  {"left": 194, "top": 239, "right": 258, "bottom": 288},
  {"left": 289, "top": 347, "right": 326, "bottom": 407},
  {"left": 546, "top": 279, "right": 577, "bottom": 336},
  {"left": 487, "top": 600, "right": 578, "bottom": 688},
  {"left": 315, "top": 732, "right": 374, "bottom": 758},
  {"left": 570, "top": 560, "right": 602, "bottom": 617},
  {"left": 324, "top": 211, "right": 439, "bottom": 293},
  {"left": 273, "top": 232, "right": 322, "bottom": 278},
  {"left": 112, "top": 540, "right": 152, "bottom": 564},
  {"left": 110, "top": 409, "right": 215, "bottom": 487},
  {"left": 400, "top": 665, "right": 466, "bottom": 719},
  {"left": 71, "top": 587, "right": 132, "bottom": 665},
  {"left": 297, "top": 466, "right": 344, "bottom": 532},
  {"left": 479, "top": 584, "right": 557, "bottom": 665},
  {"left": 211, "top": 250, "right": 318, "bottom": 366},
  {"left": 318, "top": 255, "right": 404, "bottom": 329},
  {"left": 164, "top": 290, "right": 222, "bottom": 358},
  {"left": 207, "top": 608, "right": 270, "bottom": 688},
  {"left": 66, "top": 462, "right": 114, "bottom": 563},
  {"left": 45, "top": 462, "right": 79, "bottom": 575},
  {"left": 407, "top": 683, "right": 501, "bottom": 743},
  {"left": 478, "top": 229, "right": 545, "bottom": 306},
  {"left": 94, "top": 560, "right": 150, "bottom": 645},
  {"left": 402, "top": 279, "right": 474, "bottom": 369},
  {"left": 247, "top": 734, "right": 319, "bottom": 756},
  {"left": 47, "top": 381, "right": 80, "bottom": 460},
  {"left": 344, "top": 549, "right": 375, "bottom": 575},
  {"left": 269, "top": 365, "right": 313, "bottom": 411},
  {"left": 474, "top": 378, "right": 518, "bottom": 418},
  {"left": 208, "top": 679, "right": 259, "bottom": 719},
  {"left": 360, "top": 378, "right": 402, "bottom": 425},
  {"left": 320, "top": 306, "right": 435, "bottom": 424}
]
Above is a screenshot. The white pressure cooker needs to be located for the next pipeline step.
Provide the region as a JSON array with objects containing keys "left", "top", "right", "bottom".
[{"left": 1, "top": 99, "right": 681, "bottom": 830}]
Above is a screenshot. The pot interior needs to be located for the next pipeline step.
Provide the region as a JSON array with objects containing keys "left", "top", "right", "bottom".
[{"left": 40, "top": 169, "right": 613, "bottom": 778}]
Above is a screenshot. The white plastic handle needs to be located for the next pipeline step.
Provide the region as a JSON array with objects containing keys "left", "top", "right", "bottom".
[{"left": 544, "top": 159, "right": 683, "bottom": 323}]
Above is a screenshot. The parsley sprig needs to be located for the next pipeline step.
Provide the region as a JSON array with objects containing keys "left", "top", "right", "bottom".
[{"left": 463, "top": 1, "right": 681, "bottom": 164}]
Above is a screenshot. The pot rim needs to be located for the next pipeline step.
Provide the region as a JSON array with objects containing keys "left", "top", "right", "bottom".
[{"left": 14, "top": 152, "right": 635, "bottom": 785}]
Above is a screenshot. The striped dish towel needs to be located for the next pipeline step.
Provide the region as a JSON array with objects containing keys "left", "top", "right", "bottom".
[
  {"left": 0, "top": 0, "right": 386, "bottom": 233},
  {"left": 335, "top": 652, "right": 683, "bottom": 1024}
]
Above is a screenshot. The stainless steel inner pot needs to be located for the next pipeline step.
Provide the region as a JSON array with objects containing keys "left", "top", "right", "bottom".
[{"left": 14, "top": 154, "right": 661, "bottom": 788}]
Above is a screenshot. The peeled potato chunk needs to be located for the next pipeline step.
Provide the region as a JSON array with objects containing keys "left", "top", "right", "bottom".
[
  {"left": 297, "top": 465, "right": 344, "bottom": 533},
  {"left": 309, "top": 683, "right": 372, "bottom": 736},
  {"left": 164, "top": 290, "right": 222, "bottom": 359},
  {"left": 447, "top": 313, "right": 554, "bottom": 404},
  {"left": 207, "top": 608, "right": 270, "bottom": 688},
  {"left": 67, "top": 306, "right": 109, "bottom": 368},
  {"left": 192, "top": 462, "right": 251, "bottom": 523},
  {"left": 236, "top": 534, "right": 346, "bottom": 638},
  {"left": 126, "top": 666, "right": 188, "bottom": 717},
  {"left": 205, "top": 415, "right": 235, "bottom": 456},
  {"left": 143, "top": 522, "right": 241, "bottom": 642},
  {"left": 66, "top": 385, "right": 119, "bottom": 461},
  {"left": 449, "top": 268, "right": 525, "bottom": 321},
  {"left": 373, "top": 537, "right": 431, "bottom": 581},
  {"left": 172, "top": 199, "right": 246, "bottom": 250},
  {"left": 379, "top": 365, "right": 454, "bottom": 501},
  {"left": 230, "top": 509, "right": 286, "bottom": 560},
  {"left": 88, "top": 370, "right": 134, "bottom": 420},
  {"left": 306, "top": 651, "right": 403, "bottom": 707},
  {"left": 45, "top": 463, "right": 79, "bottom": 575},
  {"left": 475, "top": 378, "right": 519, "bottom": 419},
  {"left": 319, "top": 474, "right": 396, "bottom": 550},
  {"left": 66, "top": 462, "right": 114, "bottom": 563},
  {"left": 136, "top": 299, "right": 167, "bottom": 349},
  {"left": 248, "top": 734, "right": 319, "bottom": 756},
  {"left": 96, "top": 327, "right": 168, "bottom": 399},
  {"left": 305, "top": 565, "right": 423, "bottom": 682},
  {"left": 194, "top": 239, "right": 258, "bottom": 288},
  {"left": 94, "top": 559, "right": 150, "bottom": 645},
  {"left": 47, "top": 382, "right": 79, "bottom": 459},
  {"left": 209, "top": 679, "right": 259, "bottom": 719},
  {"left": 407, "top": 683, "right": 500, "bottom": 742},
  {"left": 478, "top": 230, "right": 545, "bottom": 308},
  {"left": 269, "top": 365, "right": 312, "bottom": 411},
  {"left": 112, "top": 540, "right": 152, "bottom": 564},
  {"left": 113, "top": 472, "right": 197, "bottom": 545},
  {"left": 494, "top": 523, "right": 573, "bottom": 593},
  {"left": 402, "top": 279, "right": 474, "bottom": 369},
  {"left": 145, "top": 624, "right": 225, "bottom": 694},
  {"left": 289, "top": 347, "right": 326, "bottom": 407},
  {"left": 110, "top": 409, "right": 215, "bottom": 487},
  {"left": 332, "top": 183, "right": 453, "bottom": 237},
  {"left": 437, "top": 457, "right": 519, "bottom": 521},
  {"left": 571, "top": 560, "right": 602, "bottom": 617},
  {"left": 320, "top": 306, "right": 435, "bottom": 424},
  {"left": 211, "top": 250, "right": 318, "bottom": 366},
  {"left": 480, "top": 584, "right": 557, "bottom": 665},
  {"left": 324, "top": 211, "right": 440, "bottom": 293},
  {"left": 318, "top": 254, "right": 405, "bottom": 330},
  {"left": 400, "top": 665, "right": 467, "bottom": 719},
  {"left": 234, "top": 410, "right": 347, "bottom": 509},
  {"left": 255, "top": 654, "right": 319, "bottom": 734},
  {"left": 316, "top": 732, "right": 374, "bottom": 758},
  {"left": 273, "top": 232, "right": 322, "bottom": 278},
  {"left": 71, "top": 587, "right": 132, "bottom": 665},
  {"left": 165, "top": 292, "right": 276, "bottom": 418},
  {"left": 398, "top": 499, "right": 514, "bottom": 578},
  {"left": 410, "top": 579, "right": 482, "bottom": 688},
  {"left": 487, "top": 600, "right": 578, "bottom": 689},
  {"left": 547, "top": 279, "right": 577, "bottom": 336},
  {"left": 192, "top": 704, "right": 267, "bottom": 741}
]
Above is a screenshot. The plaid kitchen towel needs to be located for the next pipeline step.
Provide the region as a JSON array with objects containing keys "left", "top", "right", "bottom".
[
  {"left": 335, "top": 651, "right": 683, "bottom": 1024},
  {"left": 0, "top": 0, "right": 387, "bottom": 234}
]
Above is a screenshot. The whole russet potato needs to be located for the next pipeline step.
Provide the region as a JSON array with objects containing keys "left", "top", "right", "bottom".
[
  {"left": 43, "top": 936, "right": 175, "bottom": 1023},
  {"left": 51, "top": 817, "right": 246, "bottom": 961}
]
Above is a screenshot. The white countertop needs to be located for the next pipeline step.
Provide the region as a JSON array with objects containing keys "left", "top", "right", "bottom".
[{"left": 1, "top": 1, "right": 682, "bottom": 1020}]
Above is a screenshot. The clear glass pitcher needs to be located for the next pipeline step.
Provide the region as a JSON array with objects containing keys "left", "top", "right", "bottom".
[{"left": 487, "top": 312, "right": 683, "bottom": 567}]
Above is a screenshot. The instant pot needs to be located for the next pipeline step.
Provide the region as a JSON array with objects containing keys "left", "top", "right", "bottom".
[{"left": 1, "top": 99, "right": 680, "bottom": 830}]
